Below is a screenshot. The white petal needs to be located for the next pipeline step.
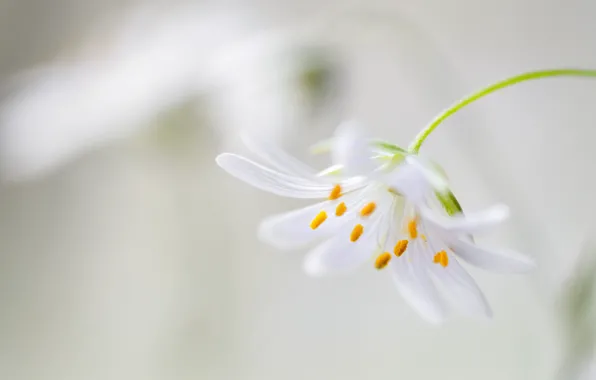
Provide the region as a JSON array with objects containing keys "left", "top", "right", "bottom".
[
  {"left": 316, "top": 164, "right": 344, "bottom": 177},
  {"left": 383, "top": 156, "right": 454, "bottom": 206},
  {"left": 241, "top": 134, "right": 318, "bottom": 178},
  {"left": 420, "top": 204, "right": 510, "bottom": 235},
  {"left": 331, "top": 121, "right": 376, "bottom": 176},
  {"left": 216, "top": 153, "right": 366, "bottom": 198},
  {"left": 390, "top": 241, "right": 447, "bottom": 324},
  {"left": 405, "top": 155, "right": 449, "bottom": 193},
  {"left": 303, "top": 201, "right": 388, "bottom": 276},
  {"left": 258, "top": 190, "right": 364, "bottom": 249},
  {"left": 383, "top": 162, "right": 432, "bottom": 204},
  {"left": 451, "top": 238, "right": 536, "bottom": 273},
  {"left": 425, "top": 251, "right": 493, "bottom": 318}
]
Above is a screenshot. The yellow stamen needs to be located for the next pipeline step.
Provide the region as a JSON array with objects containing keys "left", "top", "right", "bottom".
[
  {"left": 375, "top": 252, "right": 392, "bottom": 270},
  {"left": 329, "top": 184, "right": 342, "bottom": 200},
  {"left": 350, "top": 224, "right": 364, "bottom": 242},
  {"left": 360, "top": 202, "right": 376, "bottom": 217},
  {"left": 433, "top": 250, "right": 449, "bottom": 267},
  {"left": 335, "top": 202, "right": 347, "bottom": 216},
  {"left": 393, "top": 240, "right": 409, "bottom": 257},
  {"left": 408, "top": 219, "right": 418, "bottom": 239},
  {"left": 441, "top": 254, "right": 449, "bottom": 267},
  {"left": 310, "top": 211, "right": 327, "bottom": 230},
  {"left": 420, "top": 234, "right": 427, "bottom": 242}
]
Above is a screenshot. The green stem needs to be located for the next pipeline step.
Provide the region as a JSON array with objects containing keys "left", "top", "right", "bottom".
[{"left": 408, "top": 68, "right": 596, "bottom": 153}]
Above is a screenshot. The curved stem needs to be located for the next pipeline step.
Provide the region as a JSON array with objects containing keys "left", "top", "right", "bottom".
[{"left": 408, "top": 68, "right": 596, "bottom": 153}]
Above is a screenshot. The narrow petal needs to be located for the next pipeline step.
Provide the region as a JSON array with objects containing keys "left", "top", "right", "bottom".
[
  {"left": 425, "top": 251, "right": 493, "bottom": 318},
  {"left": 258, "top": 191, "right": 365, "bottom": 249},
  {"left": 390, "top": 241, "right": 447, "bottom": 324},
  {"left": 331, "top": 121, "right": 376, "bottom": 176},
  {"left": 241, "top": 134, "right": 318, "bottom": 178},
  {"left": 420, "top": 204, "right": 510, "bottom": 235},
  {"left": 451, "top": 238, "right": 536, "bottom": 273},
  {"left": 216, "top": 153, "right": 366, "bottom": 198}
]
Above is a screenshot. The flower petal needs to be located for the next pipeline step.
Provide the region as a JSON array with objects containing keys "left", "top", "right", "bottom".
[
  {"left": 258, "top": 190, "right": 365, "bottom": 249},
  {"left": 383, "top": 156, "right": 453, "bottom": 207},
  {"left": 420, "top": 204, "right": 510, "bottom": 235},
  {"left": 405, "top": 155, "right": 449, "bottom": 193},
  {"left": 425, "top": 251, "right": 493, "bottom": 318},
  {"left": 451, "top": 238, "right": 536, "bottom": 273},
  {"left": 241, "top": 134, "right": 319, "bottom": 178},
  {"left": 390, "top": 241, "right": 447, "bottom": 324},
  {"left": 331, "top": 121, "right": 376, "bottom": 176},
  {"left": 383, "top": 161, "right": 433, "bottom": 204},
  {"left": 216, "top": 153, "right": 366, "bottom": 198}
]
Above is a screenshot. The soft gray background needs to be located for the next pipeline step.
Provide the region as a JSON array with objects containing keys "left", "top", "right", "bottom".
[{"left": 0, "top": 0, "right": 595, "bottom": 379}]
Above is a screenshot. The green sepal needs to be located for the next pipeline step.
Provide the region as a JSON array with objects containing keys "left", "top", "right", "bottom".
[
  {"left": 435, "top": 190, "right": 463, "bottom": 216},
  {"left": 373, "top": 141, "right": 408, "bottom": 155}
]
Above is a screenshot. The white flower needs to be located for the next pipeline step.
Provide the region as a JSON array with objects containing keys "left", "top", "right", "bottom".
[{"left": 216, "top": 122, "right": 535, "bottom": 323}]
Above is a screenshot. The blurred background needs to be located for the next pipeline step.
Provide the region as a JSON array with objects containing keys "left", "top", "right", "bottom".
[{"left": 1, "top": 0, "right": 596, "bottom": 379}]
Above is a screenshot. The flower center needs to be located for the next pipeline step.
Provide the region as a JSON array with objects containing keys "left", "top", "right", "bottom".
[
  {"left": 308, "top": 189, "right": 450, "bottom": 270},
  {"left": 309, "top": 184, "right": 380, "bottom": 241},
  {"left": 380, "top": 217, "right": 450, "bottom": 270}
]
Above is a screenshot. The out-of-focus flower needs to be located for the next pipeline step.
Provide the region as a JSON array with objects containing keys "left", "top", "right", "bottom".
[
  {"left": 0, "top": 5, "right": 255, "bottom": 180},
  {"left": 216, "top": 122, "right": 535, "bottom": 323},
  {"left": 0, "top": 4, "right": 330, "bottom": 181},
  {"left": 558, "top": 239, "right": 596, "bottom": 380}
]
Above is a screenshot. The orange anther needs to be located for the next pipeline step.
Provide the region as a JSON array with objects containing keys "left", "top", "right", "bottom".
[
  {"left": 350, "top": 224, "right": 364, "bottom": 242},
  {"left": 310, "top": 211, "right": 327, "bottom": 230},
  {"left": 408, "top": 219, "right": 418, "bottom": 239},
  {"left": 360, "top": 202, "right": 376, "bottom": 217},
  {"left": 433, "top": 250, "right": 449, "bottom": 267},
  {"left": 375, "top": 252, "right": 392, "bottom": 269},
  {"left": 335, "top": 202, "right": 347, "bottom": 216},
  {"left": 329, "top": 184, "right": 342, "bottom": 200},
  {"left": 393, "top": 240, "right": 409, "bottom": 257}
]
